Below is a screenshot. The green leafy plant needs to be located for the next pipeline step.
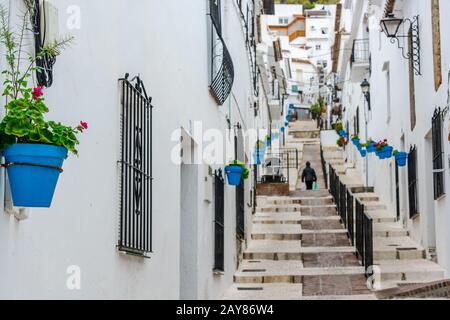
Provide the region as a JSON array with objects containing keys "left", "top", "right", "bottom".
[
  {"left": 0, "top": 5, "right": 84, "bottom": 154},
  {"left": 393, "top": 150, "right": 399, "bottom": 156},
  {"left": 227, "top": 160, "right": 249, "bottom": 180},
  {"left": 351, "top": 134, "right": 360, "bottom": 140},
  {"left": 335, "top": 121, "right": 343, "bottom": 133},
  {"left": 256, "top": 140, "right": 266, "bottom": 149}
]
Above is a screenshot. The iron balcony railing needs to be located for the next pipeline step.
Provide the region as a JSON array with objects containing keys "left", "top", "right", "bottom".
[
  {"left": 350, "top": 39, "right": 370, "bottom": 66},
  {"left": 118, "top": 75, "right": 153, "bottom": 256},
  {"left": 329, "top": 164, "right": 373, "bottom": 277},
  {"left": 355, "top": 199, "right": 373, "bottom": 277},
  {"left": 209, "top": 0, "right": 235, "bottom": 105}
]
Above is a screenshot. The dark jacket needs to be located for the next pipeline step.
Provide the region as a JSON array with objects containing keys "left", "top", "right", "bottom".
[{"left": 302, "top": 167, "right": 317, "bottom": 183}]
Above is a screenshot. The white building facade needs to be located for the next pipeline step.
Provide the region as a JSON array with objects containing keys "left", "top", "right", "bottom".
[
  {"left": 0, "top": 0, "right": 273, "bottom": 299},
  {"left": 335, "top": 0, "right": 450, "bottom": 275}
]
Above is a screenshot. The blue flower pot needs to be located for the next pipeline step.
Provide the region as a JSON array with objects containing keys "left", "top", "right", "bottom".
[
  {"left": 285, "top": 121, "right": 289, "bottom": 126},
  {"left": 352, "top": 138, "right": 360, "bottom": 146},
  {"left": 225, "top": 165, "right": 243, "bottom": 186},
  {"left": 339, "top": 130, "right": 346, "bottom": 137},
  {"left": 367, "top": 143, "right": 376, "bottom": 153},
  {"left": 253, "top": 150, "right": 264, "bottom": 165},
  {"left": 395, "top": 152, "right": 408, "bottom": 167},
  {"left": 359, "top": 149, "right": 367, "bottom": 158},
  {"left": 280, "top": 127, "right": 285, "bottom": 133},
  {"left": 4, "top": 144, "right": 68, "bottom": 208},
  {"left": 382, "top": 146, "right": 394, "bottom": 159}
]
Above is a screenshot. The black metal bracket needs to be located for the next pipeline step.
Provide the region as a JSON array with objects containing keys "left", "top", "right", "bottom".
[
  {"left": 388, "top": 15, "right": 421, "bottom": 76},
  {"left": 1, "top": 162, "right": 63, "bottom": 172}
]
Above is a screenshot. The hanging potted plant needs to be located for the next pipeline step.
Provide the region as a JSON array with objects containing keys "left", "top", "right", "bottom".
[
  {"left": 0, "top": 8, "right": 79, "bottom": 208},
  {"left": 375, "top": 140, "right": 392, "bottom": 159},
  {"left": 366, "top": 139, "right": 377, "bottom": 153},
  {"left": 336, "top": 136, "right": 348, "bottom": 148},
  {"left": 351, "top": 134, "right": 360, "bottom": 146},
  {"left": 359, "top": 148, "right": 367, "bottom": 158},
  {"left": 265, "top": 134, "right": 271, "bottom": 147},
  {"left": 393, "top": 150, "right": 408, "bottom": 167},
  {"left": 335, "top": 121, "right": 343, "bottom": 134},
  {"left": 225, "top": 160, "right": 249, "bottom": 186}
]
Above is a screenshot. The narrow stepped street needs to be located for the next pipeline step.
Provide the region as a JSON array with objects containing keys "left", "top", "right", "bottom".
[
  {"left": 323, "top": 145, "right": 446, "bottom": 292},
  {"left": 224, "top": 121, "right": 376, "bottom": 300}
]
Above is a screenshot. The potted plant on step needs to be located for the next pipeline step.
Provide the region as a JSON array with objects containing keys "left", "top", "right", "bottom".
[
  {"left": 0, "top": 6, "right": 81, "bottom": 208},
  {"left": 225, "top": 160, "right": 249, "bottom": 186}
]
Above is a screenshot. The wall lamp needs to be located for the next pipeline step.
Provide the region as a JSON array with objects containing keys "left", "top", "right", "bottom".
[
  {"left": 380, "top": 14, "right": 421, "bottom": 75},
  {"left": 360, "top": 79, "right": 371, "bottom": 111}
]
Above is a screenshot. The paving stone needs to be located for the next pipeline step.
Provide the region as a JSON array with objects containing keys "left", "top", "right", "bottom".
[{"left": 303, "top": 253, "right": 361, "bottom": 268}]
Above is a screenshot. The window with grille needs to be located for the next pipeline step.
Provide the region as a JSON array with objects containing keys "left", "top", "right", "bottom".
[
  {"left": 118, "top": 75, "right": 153, "bottom": 256},
  {"left": 214, "top": 170, "right": 225, "bottom": 272},
  {"left": 408, "top": 146, "right": 419, "bottom": 218},
  {"left": 432, "top": 108, "right": 445, "bottom": 199}
]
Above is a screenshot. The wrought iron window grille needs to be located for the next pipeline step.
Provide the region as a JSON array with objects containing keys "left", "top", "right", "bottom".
[
  {"left": 208, "top": 0, "right": 235, "bottom": 105},
  {"left": 30, "top": 0, "right": 56, "bottom": 87},
  {"left": 408, "top": 146, "right": 418, "bottom": 218},
  {"left": 432, "top": 108, "right": 445, "bottom": 199},
  {"left": 213, "top": 169, "right": 225, "bottom": 273},
  {"left": 117, "top": 74, "right": 153, "bottom": 257}
]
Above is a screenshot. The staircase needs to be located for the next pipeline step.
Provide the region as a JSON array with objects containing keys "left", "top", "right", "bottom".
[
  {"left": 223, "top": 121, "right": 376, "bottom": 300},
  {"left": 322, "top": 144, "right": 446, "bottom": 291}
]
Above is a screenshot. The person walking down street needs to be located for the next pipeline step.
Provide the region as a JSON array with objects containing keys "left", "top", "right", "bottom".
[{"left": 302, "top": 161, "right": 317, "bottom": 190}]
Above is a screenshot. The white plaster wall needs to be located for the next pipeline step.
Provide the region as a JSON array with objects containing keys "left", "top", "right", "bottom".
[
  {"left": 339, "top": 0, "right": 450, "bottom": 275},
  {"left": 0, "top": 0, "right": 262, "bottom": 299}
]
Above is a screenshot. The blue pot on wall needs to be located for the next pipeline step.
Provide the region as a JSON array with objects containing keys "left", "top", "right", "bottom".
[
  {"left": 225, "top": 166, "right": 243, "bottom": 186},
  {"left": 4, "top": 144, "right": 68, "bottom": 208},
  {"left": 382, "top": 146, "right": 394, "bottom": 159},
  {"left": 352, "top": 138, "right": 360, "bottom": 146},
  {"left": 281, "top": 127, "right": 285, "bottom": 133},
  {"left": 253, "top": 150, "right": 264, "bottom": 165},
  {"left": 395, "top": 152, "right": 408, "bottom": 167},
  {"left": 367, "top": 143, "right": 376, "bottom": 153},
  {"left": 359, "top": 149, "right": 367, "bottom": 158}
]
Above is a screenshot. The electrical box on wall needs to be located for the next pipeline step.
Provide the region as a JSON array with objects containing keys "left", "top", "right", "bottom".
[{"left": 40, "top": 0, "right": 60, "bottom": 45}]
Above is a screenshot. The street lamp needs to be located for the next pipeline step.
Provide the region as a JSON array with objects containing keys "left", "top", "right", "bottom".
[
  {"left": 380, "top": 14, "right": 403, "bottom": 38},
  {"left": 380, "top": 14, "right": 421, "bottom": 75},
  {"left": 360, "top": 79, "right": 371, "bottom": 111}
]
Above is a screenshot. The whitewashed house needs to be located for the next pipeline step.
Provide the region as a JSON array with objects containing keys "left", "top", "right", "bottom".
[
  {"left": 334, "top": 0, "right": 450, "bottom": 277},
  {"left": 0, "top": 0, "right": 274, "bottom": 299}
]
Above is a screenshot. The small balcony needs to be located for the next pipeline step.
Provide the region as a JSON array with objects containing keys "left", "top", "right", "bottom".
[{"left": 350, "top": 39, "right": 370, "bottom": 82}]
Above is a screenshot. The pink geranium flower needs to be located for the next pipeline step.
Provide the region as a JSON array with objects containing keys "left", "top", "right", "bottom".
[
  {"left": 32, "top": 86, "right": 44, "bottom": 100},
  {"left": 80, "top": 121, "right": 88, "bottom": 130}
]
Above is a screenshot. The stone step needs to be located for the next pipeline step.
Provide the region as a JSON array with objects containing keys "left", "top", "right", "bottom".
[
  {"left": 264, "top": 196, "right": 334, "bottom": 206},
  {"left": 353, "top": 193, "right": 379, "bottom": 202},
  {"left": 258, "top": 204, "right": 336, "bottom": 213},
  {"left": 234, "top": 266, "right": 366, "bottom": 284},
  {"left": 253, "top": 213, "right": 340, "bottom": 224},
  {"left": 223, "top": 283, "right": 303, "bottom": 300},
  {"left": 251, "top": 225, "right": 348, "bottom": 241},
  {"left": 366, "top": 210, "right": 397, "bottom": 223},
  {"left": 290, "top": 190, "right": 331, "bottom": 198},
  {"left": 375, "top": 260, "right": 446, "bottom": 284},
  {"left": 374, "top": 237, "right": 426, "bottom": 261},
  {"left": 244, "top": 240, "right": 356, "bottom": 260},
  {"left": 362, "top": 201, "right": 387, "bottom": 211},
  {"left": 373, "top": 223, "right": 409, "bottom": 238}
]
